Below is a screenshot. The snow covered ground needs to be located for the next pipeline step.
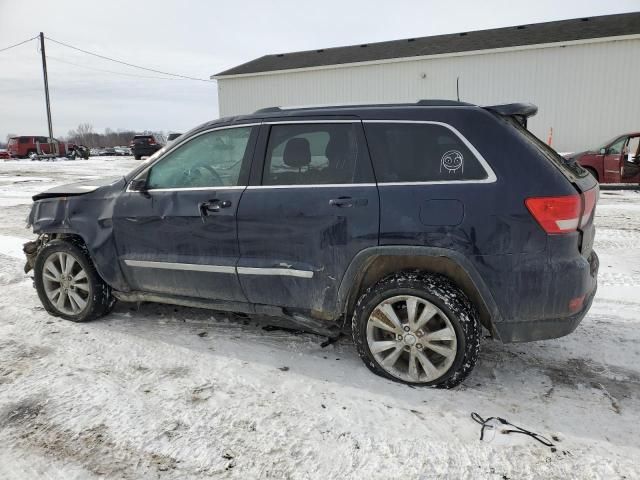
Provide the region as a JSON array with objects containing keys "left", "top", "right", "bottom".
[{"left": 0, "top": 158, "right": 639, "bottom": 479}]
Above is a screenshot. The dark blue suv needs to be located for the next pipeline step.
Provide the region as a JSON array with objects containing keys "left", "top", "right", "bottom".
[{"left": 24, "top": 101, "right": 599, "bottom": 388}]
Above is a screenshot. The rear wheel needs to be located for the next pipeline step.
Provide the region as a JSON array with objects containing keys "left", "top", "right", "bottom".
[
  {"left": 134, "top": 155, "right": 142, "bottom": 160},
  {"left": 351, "top": 271, "right": 480, "bottom": 388},
  {"left": 34, "top": 239, "right": 114, "bottom": 322}
]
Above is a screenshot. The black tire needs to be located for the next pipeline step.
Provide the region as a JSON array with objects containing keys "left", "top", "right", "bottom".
[
  {"left": 134, "top": 155, "right": 142, "bottom": 160},
  {"left": 34, "top": 239, "right": 115, "bottom": 322},
  {"left": 351, "top": 271, "right": 480, "bottom": 388}
]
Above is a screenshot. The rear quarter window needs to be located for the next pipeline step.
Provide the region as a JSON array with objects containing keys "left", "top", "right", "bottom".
[{"left": 364, "top": 122, "right": 490, "bottom": 183}]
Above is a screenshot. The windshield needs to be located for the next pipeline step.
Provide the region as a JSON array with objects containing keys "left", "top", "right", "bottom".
[{"left": 593, "top": 136, "right": 622, "bottom": 152}]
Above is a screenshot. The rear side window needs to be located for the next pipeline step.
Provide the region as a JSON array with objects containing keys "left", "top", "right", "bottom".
[
  {"left": 364, "top": 122, "right": 489, "bottom": 183},
  {"left": 263, "top": 123, "right": 373, "bottom": 185},
  {"left": 19, "top": 137, "right": 30, "bottom": 144}
]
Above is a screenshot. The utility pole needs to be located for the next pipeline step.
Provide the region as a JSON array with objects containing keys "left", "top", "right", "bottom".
[{"left": 39, "top": 32, "right": 54, "bottom": 152}]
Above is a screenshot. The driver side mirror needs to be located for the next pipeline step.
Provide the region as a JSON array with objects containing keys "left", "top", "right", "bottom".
[
  {"left": 129, "top": 178, "right": 148, "bottom": 192},
  {"left": 599, "top": 148, "right": 607, "bottom": 155}
]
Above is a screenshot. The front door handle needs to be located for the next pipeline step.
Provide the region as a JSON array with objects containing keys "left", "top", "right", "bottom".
[
  {"left": 329, "top": 196, "right": 368, "bottom": 208},
  {"left": 199, "top": 199, "right": 232, "bottom": 216}
]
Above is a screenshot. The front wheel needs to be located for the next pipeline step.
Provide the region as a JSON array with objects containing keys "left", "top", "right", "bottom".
[
  {"left": 34, "top": 239, "right": 114, "bottom": 322},
  {"left": 351, "top": 271, "right": 480, "bottom": 388}
]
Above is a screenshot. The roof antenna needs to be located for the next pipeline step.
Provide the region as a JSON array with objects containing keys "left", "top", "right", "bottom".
[{"left": 456, "top": 76, "right": 460, "bottom": 101}]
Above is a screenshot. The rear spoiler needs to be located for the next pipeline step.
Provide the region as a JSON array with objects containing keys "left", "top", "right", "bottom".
[{"left": 483, "top": 103, "right": 538, "bottom": 128}]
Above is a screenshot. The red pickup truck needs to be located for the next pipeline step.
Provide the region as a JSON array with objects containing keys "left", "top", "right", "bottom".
[
  {"left": 7, "top": 136, "right": 68, "bottom": 158},
  {"left": 566, "top": 132, "right": 640, "bottom": 183}
]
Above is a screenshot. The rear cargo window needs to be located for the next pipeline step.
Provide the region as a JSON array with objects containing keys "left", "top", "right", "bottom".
[
  {"left": 506, "top": 118, "right": 589, "bottom": 179},
  {"left": 364, "top": 122, "right": 489, "bottom": 183}
]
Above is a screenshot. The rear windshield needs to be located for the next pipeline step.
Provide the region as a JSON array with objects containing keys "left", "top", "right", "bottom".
[
  {"left": 506, "top": 118, "right": 589, "bottom": 179},
  {"left": 133, "top": 136, "right": 152, "bottom": 140}
]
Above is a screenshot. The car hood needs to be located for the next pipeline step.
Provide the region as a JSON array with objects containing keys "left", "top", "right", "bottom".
[
  {"left": 32, "top": 176, "right": 124, "bottom": 201},
  {"left": 563, "top": 150, "right": 593, "bottom": 162}
]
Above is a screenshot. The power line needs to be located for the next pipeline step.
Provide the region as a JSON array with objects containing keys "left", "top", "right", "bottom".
[
  {"left": 46, "top": 54, "right": 188, "bottom": 81},
  {"left": 0, "top": 36, "right": 38, "bottom": 54},
  {"left": 45, "top": 36, "right": 215, "bottom": 83}
]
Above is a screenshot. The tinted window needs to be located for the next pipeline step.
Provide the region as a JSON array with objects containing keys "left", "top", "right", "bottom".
[
  {"left": 263, "top": 123, "right": 371, "bottom": 185},
  {"left": 167, "top": 133, "right": 181, "bottom": 141},
  {"left": 19, "top": 137, "right": 30, "bottom": 144},
  {"left": 147, "top": 127, "right": 253, "bottom": 189},
  {"left": 506, "top": 118, "right": 588, "bottom": 179},
  {"left": 365, "top": 123, "right": 488, "bottom": 183}
]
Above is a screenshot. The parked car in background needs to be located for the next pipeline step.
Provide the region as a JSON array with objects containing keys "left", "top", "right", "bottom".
[
  {"left": 89, "top": 148, "right": 101, "bottom": 157},
  {"left": 114, "top": 146, "right": 132, "bottom": 156},
  {"left": 166, "top": 133, "right": 182, "bottom": 145},
  {"left": 0, "top": 150, "right": 12, "bottom": 160},
  {"left": 24, "top": 101, "right": 599, "bottom": 388},
  {"left": 7, "top": 136, "right": 68, "bottom": 158},
  {"left": 130, "top": 134, "right": 163, "bottom": 160},
  {"left": 99, "top": 147, "right": 116, "bottom": 156},
  {"left": 565, "top": 132, "right": 640, "bottom": 183}
]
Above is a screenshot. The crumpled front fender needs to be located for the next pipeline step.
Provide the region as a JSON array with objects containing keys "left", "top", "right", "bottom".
[{"left": 29, "top": 180, "right": 130, "bottom": 291}]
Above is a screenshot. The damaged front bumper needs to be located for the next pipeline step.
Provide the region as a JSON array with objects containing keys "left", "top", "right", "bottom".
[{"left": 22, "top": 236, "right": 45, "bottom": 274}]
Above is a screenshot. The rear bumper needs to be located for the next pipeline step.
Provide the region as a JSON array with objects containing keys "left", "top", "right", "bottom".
[
  {"left": 132, "top": 145, "right": 160, "bottom": 156},
  {"left": 493, "top": 250, "right": 599, "bottom": 343}
]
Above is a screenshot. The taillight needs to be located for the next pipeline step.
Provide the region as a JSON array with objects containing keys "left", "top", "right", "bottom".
[
  {"left": 148, "top": 139, "right": 156, "bottom": 145},
  {"left": 526, "top": 186, "right": 599, "bottom": 234},
  {"left": 526, "top": 195, "right": 581, "bottom": 233},
  {"left": 580, "top": 186, "right": 598, "bottom": 227}
]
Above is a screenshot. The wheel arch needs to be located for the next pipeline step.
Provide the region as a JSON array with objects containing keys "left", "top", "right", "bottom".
[
  {"left": 33, "top": 226, "right": 129, "bottom": 292},
  {"left": 583, "top": 166, "right": 599, "bottom": 181},
  {"left": 338, "top": 246, "right": 501, "bottom": 337}
]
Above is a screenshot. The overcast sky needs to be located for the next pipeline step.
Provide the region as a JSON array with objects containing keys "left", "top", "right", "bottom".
[{"left": 0, "top": 0, "right": 638, "bottom": 140}]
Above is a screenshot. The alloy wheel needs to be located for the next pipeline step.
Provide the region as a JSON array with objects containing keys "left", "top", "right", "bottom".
[
  {"left": 366, "top": 295, "right": 458, "bottom": 383},
  {"left": 42, "top": 252, "right": 91, "bottom": 315}
]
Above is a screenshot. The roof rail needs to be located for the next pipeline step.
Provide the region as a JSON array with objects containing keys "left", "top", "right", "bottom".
[
  {"left": 416, "top": 99, "right": 474, "bottom": 106},
  {"left": 254, "top": 106, "right": 282, "bottom": 113}
]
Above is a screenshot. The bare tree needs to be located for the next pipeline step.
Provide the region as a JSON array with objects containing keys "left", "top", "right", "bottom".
[{"left": 66, "top": 125, "right": 136, "bottom": 148}]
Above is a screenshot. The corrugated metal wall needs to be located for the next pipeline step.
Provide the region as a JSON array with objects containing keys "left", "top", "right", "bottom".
[{"left": 217, "top": 38, "right": 640, "bottom": 152}]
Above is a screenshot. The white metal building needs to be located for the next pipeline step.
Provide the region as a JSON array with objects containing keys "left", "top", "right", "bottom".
[{"left": 213, "top": 13, "right": 640, "bottom": 152}]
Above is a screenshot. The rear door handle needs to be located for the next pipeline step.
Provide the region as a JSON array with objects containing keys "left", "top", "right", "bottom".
[
  {"left": 329, "top": 196, "right": 368, "bottom": 208},
  {"left": 199, "top": 199, "right": 232, "bottom": 216}
]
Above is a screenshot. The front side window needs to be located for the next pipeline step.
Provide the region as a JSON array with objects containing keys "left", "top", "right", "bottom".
[
  {"left": 364, "top": 123, "right": 489, "bottom": 183},
  {"left": 608, "top": 137, "right": 627, "bottom": 155},
  {"left": 263, "top": 123, "right": 371, "bottom": 185},
  {"left": 147, "top": 127, "right": 253, "bottom": 189}
]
